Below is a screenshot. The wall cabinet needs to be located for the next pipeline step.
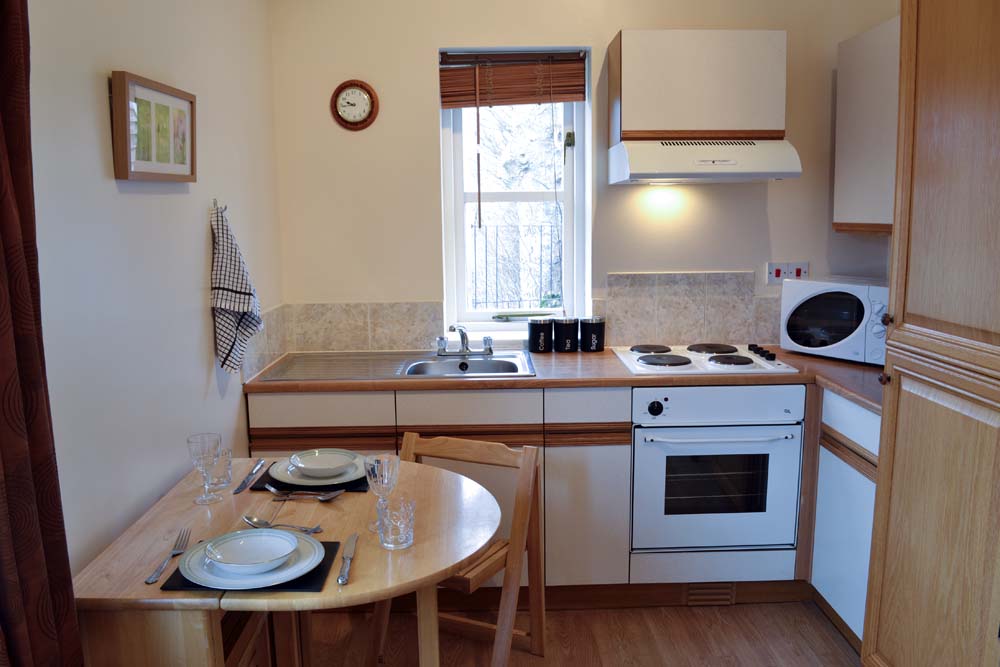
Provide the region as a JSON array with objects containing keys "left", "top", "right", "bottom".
[
  {"left": 812, "top": 446, "right": 875, "bottom": 642},
  {"left": 609, "top": 29, "right": 787, "bottom": 143},
  {"left": 831, "top": 16, "right": 900, "bottom": 233}
]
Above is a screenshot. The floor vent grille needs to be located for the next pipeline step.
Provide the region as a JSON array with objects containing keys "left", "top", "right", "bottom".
[{"left": 685, "top": 582, "right": 736, "bottom": 606}]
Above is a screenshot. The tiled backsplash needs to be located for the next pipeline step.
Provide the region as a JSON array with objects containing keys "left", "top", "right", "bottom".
[
  {"left": 242, "top": 301, "right": 444, "bottom": 378},
  {"left": 596, "top": 271, "right": 780, "bottom": 347},
  {"left": 242, "top": 275, "right": 780, "bottom": 377}
]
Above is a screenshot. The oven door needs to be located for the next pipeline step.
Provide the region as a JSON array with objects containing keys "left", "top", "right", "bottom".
[{"left": 632, "top": 424, "right": 802, "bottom": 550}]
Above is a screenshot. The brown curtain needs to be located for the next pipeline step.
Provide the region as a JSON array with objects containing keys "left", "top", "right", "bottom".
[{"left": 0, "top": 1, "right": 82, "bottom": 665}]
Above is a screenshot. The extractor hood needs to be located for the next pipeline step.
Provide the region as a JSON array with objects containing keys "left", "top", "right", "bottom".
[
  {"left": 608, "top": 29, "right": 802, "bottom": 184},
  {"left": 609, "top": 139, "right": 802, "bottom": 184}
]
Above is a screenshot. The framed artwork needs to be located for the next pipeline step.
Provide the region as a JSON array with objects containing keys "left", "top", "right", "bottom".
[{"left": 110, "top": 71, "right": 196, "bottom": 181}]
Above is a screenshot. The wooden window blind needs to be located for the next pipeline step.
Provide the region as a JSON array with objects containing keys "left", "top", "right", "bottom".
[{"left": 439, "top": 51, "right": 587, "bottom": 109}]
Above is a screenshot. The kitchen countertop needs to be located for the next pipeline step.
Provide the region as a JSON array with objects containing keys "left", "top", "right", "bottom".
[{"left": 245, "top": 348, "right": 884, "bottom": 413}]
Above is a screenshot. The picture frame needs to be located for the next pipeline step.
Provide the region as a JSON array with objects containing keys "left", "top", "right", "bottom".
[{"left": 110, "top": 71, "right": 196, "bottom": 182}]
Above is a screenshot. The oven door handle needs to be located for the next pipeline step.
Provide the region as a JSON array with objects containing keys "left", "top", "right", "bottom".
[{"left": 642, "top": 434, "right": 796, "bottom": 445}]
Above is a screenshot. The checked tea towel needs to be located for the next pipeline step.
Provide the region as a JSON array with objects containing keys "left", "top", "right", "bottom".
[{"left": 210, "top": 204, "right": 263, "bottom": 373}]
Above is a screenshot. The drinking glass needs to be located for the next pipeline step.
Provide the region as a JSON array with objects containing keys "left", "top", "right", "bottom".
[
  {"left": 365, "top": 453, "right": 399, "bottom": 532},
  {"left": 187, "top": 433, "right": 222, "bottom": 505},
  {"left": 209, "top": 443, "right": 232, "bottom": 491},
  {"left": 378, "top": 496, "right": 415, "bottom": 550}
]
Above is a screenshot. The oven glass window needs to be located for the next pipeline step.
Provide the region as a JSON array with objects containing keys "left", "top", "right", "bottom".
[
  {"left": 664, "top": 454, "right": 769, "bottom": 515},
  {"left": 786, "top": 291, "right": 865, "bottom": 348}
]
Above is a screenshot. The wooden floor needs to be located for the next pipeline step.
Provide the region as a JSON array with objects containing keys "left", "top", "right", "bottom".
[{"left": 307, "top": 602, "right": 860, "bottom": 666}]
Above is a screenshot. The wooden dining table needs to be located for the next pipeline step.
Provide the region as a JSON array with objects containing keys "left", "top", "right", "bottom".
[{"left": 73, "top": 458, "right": 502, "bottom": 666}]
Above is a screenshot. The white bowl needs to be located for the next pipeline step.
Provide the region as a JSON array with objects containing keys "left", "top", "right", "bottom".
[
  {"left": 204, "top": 529, "right": 298, "bottom": 575},
  {"left": 289, "top": 449, "right": 357, "bottom": 478}
]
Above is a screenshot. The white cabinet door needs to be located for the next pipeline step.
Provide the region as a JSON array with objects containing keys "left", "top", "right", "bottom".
[
  {"left": 832, "top": 16, "right": 900, "bottom": 227},
  {"left": 545, "top": 445, "right": 630, "bottom": 586},
  {"left": 812, "top": 446, "right": 876, "bottom": 639},
  {"left": 620, "top": 30, "right": 787, "bottom": 133}
]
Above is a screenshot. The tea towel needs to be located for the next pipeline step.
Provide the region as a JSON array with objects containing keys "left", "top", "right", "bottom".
[{"left": 210, "top": 205, "right": 262, "bottom": 373}]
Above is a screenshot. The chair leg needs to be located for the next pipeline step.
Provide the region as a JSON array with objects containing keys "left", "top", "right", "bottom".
[
  {"left": 365, "top": 599, "right": 392, "bottom": 667},
  {"left": 526, "top": 474, "right": 546, "bottom": 656},
  {"left": 489, "top": 568, "right": 521, "bottom": 667}
]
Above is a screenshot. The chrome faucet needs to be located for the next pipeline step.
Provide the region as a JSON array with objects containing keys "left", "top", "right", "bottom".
[
  {"left": 436, "top": 325, "right": 493, "bottom": 357},
  {"left": 451, "top": 324, "right": 471, "bottom": 353}
]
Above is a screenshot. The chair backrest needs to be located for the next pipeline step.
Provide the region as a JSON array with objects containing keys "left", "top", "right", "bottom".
[{"left": 399, "top": 432, "right": 539, "bottom": 546}]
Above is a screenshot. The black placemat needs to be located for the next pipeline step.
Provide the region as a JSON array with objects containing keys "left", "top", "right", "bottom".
[
  {"left": 251, "top": 464, "right": 368, "bottom": 493},
  {"left": 161, "top": 541, "right": 339, "bottom": 592}
]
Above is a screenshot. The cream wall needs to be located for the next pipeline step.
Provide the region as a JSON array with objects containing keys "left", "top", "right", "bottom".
[
  {"left": 270, "top": 0, "right": 897, "bottom": 305},
  {"left": 29, "top": 0, "right": 281, "bottom": 572}
]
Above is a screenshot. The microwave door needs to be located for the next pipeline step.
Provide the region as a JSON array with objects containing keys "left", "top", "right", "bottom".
[{"left": 783, "top": 289, "right": 870, "bottom": 360}]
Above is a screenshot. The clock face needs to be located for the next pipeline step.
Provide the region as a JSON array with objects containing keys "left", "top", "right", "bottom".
[{"left": 336, "top": 87, "right": 372, "bottom": 124}]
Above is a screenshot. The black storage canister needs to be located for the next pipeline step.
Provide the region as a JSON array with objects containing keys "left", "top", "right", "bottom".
[
  {"left": 579, "top": 316, "right": 605, "bottom": 352},
  {"left": 553, "top": 318, "right": 579, "bottom": 352},
  {"left": 527, "top": 318, "right": 553, "bottom": 353}
]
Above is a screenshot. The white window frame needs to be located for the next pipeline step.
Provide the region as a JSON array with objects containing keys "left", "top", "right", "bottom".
[{"left": 440, "top": 101, "right": 588, "bottom": 331}]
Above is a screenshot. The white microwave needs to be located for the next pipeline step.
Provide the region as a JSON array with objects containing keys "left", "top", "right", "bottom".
[{"left": 779, "top": 278, "right": 889, "bottom": 365}]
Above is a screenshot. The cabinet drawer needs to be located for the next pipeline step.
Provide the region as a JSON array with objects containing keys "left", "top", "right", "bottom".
[
  {"left": 544, "top": 387, "right": 631, "bottom": 423},
  {"left": 248, "top": 392, "right": 395, "bottom": 428},
  {"left": 821, "top": 390, "right": 881, "bottom": 458},
  {"left": 396, "top": 389, "right": 543, "bottom": 425}
]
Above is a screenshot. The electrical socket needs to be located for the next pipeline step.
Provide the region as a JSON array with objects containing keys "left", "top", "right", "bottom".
[
  {"left": 765, "top": 262, "right": 789, "bottom": 286},
  {"left": 788, "top": 262, "right": 810, "bottom": 280}
]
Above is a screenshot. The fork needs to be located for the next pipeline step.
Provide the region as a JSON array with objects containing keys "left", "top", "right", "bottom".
[{"left": 144, "top": 528, "right": 191, "bottom": 585}]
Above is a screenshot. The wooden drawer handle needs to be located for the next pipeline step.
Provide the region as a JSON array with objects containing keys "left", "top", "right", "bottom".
[{"left": 878, "top": 373, "right": 891, "bottom": 385}]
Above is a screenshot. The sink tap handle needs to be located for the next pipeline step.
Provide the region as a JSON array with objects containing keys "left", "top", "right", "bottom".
[
  {"left": 482, "top": 336, "right": 494, "bottom": 355},
  {"left": 436, "top": 336, "right": 448, "bottom": 355}
]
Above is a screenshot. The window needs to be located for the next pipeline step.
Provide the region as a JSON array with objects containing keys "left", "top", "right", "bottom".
[{"left": 440, "top": 53, "right": 588, "bottom": 328}]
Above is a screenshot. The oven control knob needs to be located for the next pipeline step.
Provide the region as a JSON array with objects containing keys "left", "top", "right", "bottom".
[
  {"left": 764, "top": 352, "right": 776, "bottom": 361},
  {"left": 647, "top": 400, "right": 664, "bottom": 416}
]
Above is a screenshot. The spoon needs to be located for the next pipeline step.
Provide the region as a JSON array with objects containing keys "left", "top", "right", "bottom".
[{"left": 242, "top": 514, "right": 323, "bottom": 534}]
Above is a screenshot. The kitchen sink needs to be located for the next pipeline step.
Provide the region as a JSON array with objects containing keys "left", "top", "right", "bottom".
[{"left": 399, "top": 351, "right": 535, "bottom": 377}]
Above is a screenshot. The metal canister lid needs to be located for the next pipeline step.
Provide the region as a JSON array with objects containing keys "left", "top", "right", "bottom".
[
  {"left": 554, "top": 317, "right": 579, "bottom": 324},
  {"left": 580, "top": 316, "right": 605, "bottom": 323},
  {"left": 528, "top": 317, "right": 553, "bottom": 324}
]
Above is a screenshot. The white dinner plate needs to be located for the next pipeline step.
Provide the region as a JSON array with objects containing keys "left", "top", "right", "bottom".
[
  {"left": 269, "top": 455, "right": 365, "bottom": 487},
  {"left": 179, "top": 530, "right": 325, "bottom": 590}
]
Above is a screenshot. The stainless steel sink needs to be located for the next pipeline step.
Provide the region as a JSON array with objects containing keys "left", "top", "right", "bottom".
[{"left": 399, "top": 351, "right": 535, "bottom": 377}]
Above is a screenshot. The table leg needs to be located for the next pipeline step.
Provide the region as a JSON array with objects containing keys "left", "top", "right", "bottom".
[
  {"left": 415, "top": 586, "right": 440, "bottom": 667},
  {"left": 366, "top": 599, "right": 392, "bottom": 667},
  {"left": 272, "top": 611, "right": 304, "bottom": 667}
]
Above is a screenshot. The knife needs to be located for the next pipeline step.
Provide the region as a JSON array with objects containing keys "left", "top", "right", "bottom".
[
  {"left": 337, "top": 533, "right": 359, "bottom": 585},
  {"left": 233, "top": 458, "right": 266, "bottom": 494}
]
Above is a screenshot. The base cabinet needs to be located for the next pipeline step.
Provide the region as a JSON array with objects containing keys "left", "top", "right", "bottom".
[
  {"left": 544, "top": 445, "right": 630, "bottom": 585},
  {"left": 812, "top": 446, "right": 875, "bottom": 640}
]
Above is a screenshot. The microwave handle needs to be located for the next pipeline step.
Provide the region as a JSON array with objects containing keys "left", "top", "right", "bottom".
[{"left": 643, "top": 434, "right": 795, "bottom": 445}]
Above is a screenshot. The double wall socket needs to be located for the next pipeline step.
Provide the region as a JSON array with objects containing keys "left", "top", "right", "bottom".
[{"left": 766, "top": 261, "right": 810, "bottom": 286}]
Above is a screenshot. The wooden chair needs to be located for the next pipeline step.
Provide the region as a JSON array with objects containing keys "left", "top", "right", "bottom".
[{"left": 370, "top": 431, "right": 545, "bottom": 666}]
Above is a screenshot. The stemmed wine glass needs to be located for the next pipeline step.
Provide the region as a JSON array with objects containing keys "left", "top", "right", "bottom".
[
  {"left": 188, "top": 433, "right": 223, "bottom": 505},
  {"left": 365, "top": 453, "right": 399, "bottom": 532}
]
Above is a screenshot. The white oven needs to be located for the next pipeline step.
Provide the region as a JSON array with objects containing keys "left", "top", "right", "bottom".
[
  {"left": 631, "top": 386, "right": 805, "bottom": 552},
  {"left": 780, "top": 277, "right": 889, "bottom": 365}
]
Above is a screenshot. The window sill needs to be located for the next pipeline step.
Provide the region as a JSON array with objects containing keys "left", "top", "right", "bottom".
[{"left": 445, "top": 326, "right": 528, "bottom": 349}]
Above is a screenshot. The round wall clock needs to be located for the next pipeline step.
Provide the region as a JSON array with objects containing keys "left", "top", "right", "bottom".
[{"left": 330, "top": 80, "right": 379, "bottom": 131}]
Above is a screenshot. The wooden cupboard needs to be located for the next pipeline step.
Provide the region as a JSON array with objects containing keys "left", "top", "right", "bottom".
[
  {"left": 883, "top": 0, "right": 1000, "bottom": 378},
  {"left": 863, "top": 352, "right": 1000, "bottom": 665},
  {"left": 863, "top": 0, "right": 1000, "bottom": 663}
]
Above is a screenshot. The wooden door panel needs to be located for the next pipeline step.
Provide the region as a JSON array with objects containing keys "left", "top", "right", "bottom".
[
  {"left": 888, "top": 0, "right": 1000, "bottom": 375},
  {"left": 864, "top": 353, "right": 1000, "bottom": 666}
]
